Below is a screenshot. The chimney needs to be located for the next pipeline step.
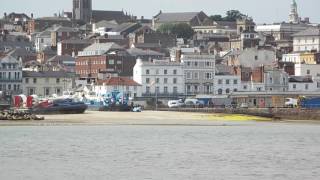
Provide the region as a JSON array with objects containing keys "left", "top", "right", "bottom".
[
  {"left": 4, "top": 12, "right": 7, "bottom": 19},
  {"left": 141, "top": 16, "right": 144, "bottom": 20},
  {"left": 31, "top": 13, "right": 34, "bottom": 19}
]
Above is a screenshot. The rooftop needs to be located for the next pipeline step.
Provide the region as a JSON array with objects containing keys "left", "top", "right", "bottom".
[
  {"left": 22, "top": 71, "right": 71, "bottom": 78},
  {"left": 96, "top": 77, "right": 141, "bottom": 86},
  {"left": 292, "top": 27, "right": 320, "bottom": 37}
]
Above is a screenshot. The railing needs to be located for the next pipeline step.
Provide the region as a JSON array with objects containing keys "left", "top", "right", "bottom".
[
  {"left": 142, "top": 93, "right": 184, "bottom": 97},
  {"left": 0, "top": 79, "right": 22, "bottom": 82}
]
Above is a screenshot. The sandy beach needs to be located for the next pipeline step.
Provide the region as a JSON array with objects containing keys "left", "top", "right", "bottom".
[{"left": 0, "top": 111, "right": 272, "bottom": 126}]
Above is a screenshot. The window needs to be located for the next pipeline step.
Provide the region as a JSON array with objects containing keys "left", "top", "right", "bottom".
[
  {"left": 146, "top": 69, "right": 150, "bottom": 75},
  {"left": 243, "top": 85, "right": 247, "bottom": 90},
  {"left": 164, "top": 70, "right": 167, "bottom": 75},
  {"left": 194, "top": 62, "right": 198, "bottom": 67},
  {"left": 194, "top": 85, "right": 198, "bottom": 92},
  {"left": 305, "top": 84, "right": 309, "bottom": 90},
  {"left": 233, "top": 89, "right": 238, "bottom": 92},
  {"left": 25, "top": 78, "right": 29, "bottom": 84},
  {"left": 218, "top": 79, "right": 222, "bottom": 84},
  {"left": 317, "top": 82, "right": 320, "bottom": 88},
  {"left": 56, "top": 88, "right": 61, "bottom": 95},
  {"left": 56, "top": 78, "right": 60, "bottom": 84},
  {"left": 205, "top": 73, "right": 211, "bottom": 79},
  {"left": 173, "top": 87, "right": 178, "bottom": 93},
  {"left": 307, "top": 70, "right": 311, "bottom": 75},
  {"left": 233, "top": 79, "right": 238, "bottom": 84},
  {"left": 187, "top": 85, "right": 191, "bottom": 93},
  {"left": 146, "top": 86, "right": 150, "bottom": 93},
  {"left": 173, "top": 78, "right": 177, "bottom": 84},
  {"left": 226, "top": 79, "right": 230, "bottom": 85},
  {"left": 45, "top": 88, "right": 50, "bottom": 96},
  {"left": 33, "top": 78, "right": 37, "bottom": 84},
  {"left": 187, "top": 62, "right": 191, "bottom": 66},
  {"left": 164, "top": 87, "right": 168, "bottom": 94},
  {"left": 293, "top": 84, "right": 297, "bottom": 89},
  {"left": 194, "top": 72, "right": 199, "bottom": 79},
  {"left": 156, "top": 78, "right": 160, "bottom": 84},
  {"left": 173, "top": 69, "right": 177, "bottom": 75},
  {"left": 269, "top": 77, "right": 273, "bottom": 83},
  {"left": 146, "top": 78, "right": 150, "bottom": 84},
  {"left": 206, "top": 62, "right": 210, "bottom": 66},
  {"left": 255, "top": 56, "right": 258, "bottom": 60},
  {"left": 164, "top": 78, "right": 168, "bottom": 84},
  {"left": 108, "top": 59, "right": 114, "bottom": 65},
  {"left": 226, "top": 88, "right": 230, "bottom": 94},
  {"left": 156, "top": 69, "right": 159, "bottom": 75},
  {"left": 186, "top": 72, "right": 191, "bottom": 79},
  {"left": 218, "top": 89, "right": 223, "bottom": 95}
]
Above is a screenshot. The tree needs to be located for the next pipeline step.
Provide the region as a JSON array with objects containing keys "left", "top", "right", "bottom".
[
  {"left": 209, "top": 15, "right": 223, "bottom": 21},
  {"left": 157, "top": 23, "right": 194, "bottom": 40},
  {"left": 224, "top": 10, "right": 245, "bottom": 21},
  {"left": 209, "top": 10, "right": 245, "bottom": 22}
]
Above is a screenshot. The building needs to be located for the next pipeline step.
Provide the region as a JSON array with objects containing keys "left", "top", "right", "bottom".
[
  {"left": 76, "top": 43, "right": 136, "bottom": 80},
  {"left": 292, "top": 27, "right": 320, "bottom": 52},
  {"left": 93, "top": 77, "right": 142, "bottom": 99},
  {"left": 27, "top": 17, "right": 72, "bottom": 34},
  {"left": 0, "top": 53, "right": 23, "bottom": 95},
  {"left": 256, "top": 23, "right": 310, "bottom": 41},
  {"left": 182, "top": 54, "right": 241, "bottom": 95},
  {"left": 152, "top": 11, "right": 208, "bottom": 30},
  {"left": 288, "top": 76, "right": 317, "bottom": 92},
  {"left": 35, "top": 30, "right": 52, "bottom": 52},
  {"left": 226, "top": 48, "right": 276, "bottom": 68},
  {"left": 73, "top": 0, "right": 92, "bottom": 23},
  {"left": 50, "top": 26, "right": 80, "bottom": 49},
  {"left": 127, "top": 48, "right": 164, "bottom": 61},
  {"left": 57, "top": 38, "right": 92, "bottom": 56},
  {"left": 295, "top": 63, "right": 320, "bottom": 77},
  {"left": 281, "top": 52, "right": 320, "bottom": 64},
  {"left": 264, "top": 67, "right": 289, "bottom": 92},
  {"left": 22, "top": 71, "right": 73, "bottom": 96},
  {"left": 133, "top": 59, "right": 184, "bottom": 98}
]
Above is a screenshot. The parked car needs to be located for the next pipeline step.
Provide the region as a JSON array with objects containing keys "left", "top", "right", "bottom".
[
  {"left": 184, "top": 99, "right": 204, "bottom": 108},
  {"left": 168, "top": 100, "right": 184, "bottom": 108}
]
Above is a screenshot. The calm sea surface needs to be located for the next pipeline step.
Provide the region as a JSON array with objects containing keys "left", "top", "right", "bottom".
[{"left": 1, "top": 122, "right": 320, "bottom": 180}]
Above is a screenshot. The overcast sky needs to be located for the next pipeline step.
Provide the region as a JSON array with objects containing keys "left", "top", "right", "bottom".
[{"left": 1, "top": 0, "right": 319, "bottom": 24}]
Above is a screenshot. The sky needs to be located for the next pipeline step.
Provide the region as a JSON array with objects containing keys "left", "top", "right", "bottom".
[{"left": 1, "top": 0, "right": 319, "bottom": 24}]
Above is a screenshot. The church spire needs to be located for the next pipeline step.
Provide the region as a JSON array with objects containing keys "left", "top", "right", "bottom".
[{"left": 289, "top": 0, "right": 299, "bottom": 23}]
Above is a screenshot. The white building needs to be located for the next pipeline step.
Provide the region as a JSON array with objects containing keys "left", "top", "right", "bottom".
[
  {"left": 0, "top": 53, "right": 23, "bottom": 94},
  {"left": 22, "top": 71, "right": 73, "bottom": 97},
  {"left": 281, "top": 53, "right": 302, "bottom": 64},
  {"left": 182, "top": 54, "right": 240, "bottom": 95},
  {"left": 292, "top": 28, "right": 320, "bottom": 52},
  {"left": 93, "top": 77, "right": 142, "bottom": 99},
  {"left": 288, "top": 76, "right": 318, "bottom": 92},
  {"left": 295, "top": 64, "right": 320, "bottom": 77},
  {"left": 35, "top": 30, "right": 52, "bottom": 52},
  {"left": 256, "top": 23, "right": 309, "bottom": 41},
  {"left": 133, "top": 59, "right": 185, "bottom": 97}
]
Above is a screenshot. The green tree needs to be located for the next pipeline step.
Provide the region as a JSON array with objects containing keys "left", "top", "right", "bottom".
[
  {"left": 209, "top": 15, "right": 223, "bottom": 21},
  {"left": 157, "top": 23, "right": 194, "bottom": 40},
  {"left": 224, "top": 10, "right": 245, "bottom": 21}
]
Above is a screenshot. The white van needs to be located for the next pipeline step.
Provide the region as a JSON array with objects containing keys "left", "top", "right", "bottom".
[{"left": 168, "top": 100, "right": 184, "bottom": 108}]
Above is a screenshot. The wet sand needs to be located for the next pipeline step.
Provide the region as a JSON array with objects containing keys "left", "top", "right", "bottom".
[{"left": 0, "top": 111, "right": 271, "bottom": 126}]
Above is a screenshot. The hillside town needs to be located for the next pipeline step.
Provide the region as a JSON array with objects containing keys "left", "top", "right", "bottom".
[{"left": 1, "top": 0, "right": 320, "bottom": 109}]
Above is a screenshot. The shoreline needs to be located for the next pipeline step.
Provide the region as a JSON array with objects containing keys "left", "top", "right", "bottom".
[{"left": 0, "top": 111, "right": 319, "bottom": 126}]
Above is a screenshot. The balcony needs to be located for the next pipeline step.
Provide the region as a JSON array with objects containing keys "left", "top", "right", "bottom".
[{"left": 0, "top": 78, "right": 22, "bottom": 83}]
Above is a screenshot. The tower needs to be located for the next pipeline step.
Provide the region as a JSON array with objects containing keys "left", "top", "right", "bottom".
[
  {"left": 289, "top": 0, "right": 299, "bottom": 23},
  {"left": 73, "top": 0, "right": 92, "bottom": 23}
]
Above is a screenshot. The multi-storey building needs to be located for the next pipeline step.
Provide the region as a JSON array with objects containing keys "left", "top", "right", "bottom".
[
  {"left": 76, "top": 43, "right": 136, "bottom": 80},
  {"left": 133, "top": 59, "right": 184, "bottom": 98},
  {"left": 292, "top": 27, "right": 320, "bottom": 52},
  {"left": 0, "top": 53, "right": 22, "bottom": 95},
  {"left": 182, "top": 54, "right": 240, "bottom": 95},
  {"left": 22, "top": 71, "right": 73, "bottom": 96}
]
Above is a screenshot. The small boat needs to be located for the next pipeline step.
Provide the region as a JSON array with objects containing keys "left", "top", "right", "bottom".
[{"left": 32, "top": 98, "right": 88, "bottom": 114}]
